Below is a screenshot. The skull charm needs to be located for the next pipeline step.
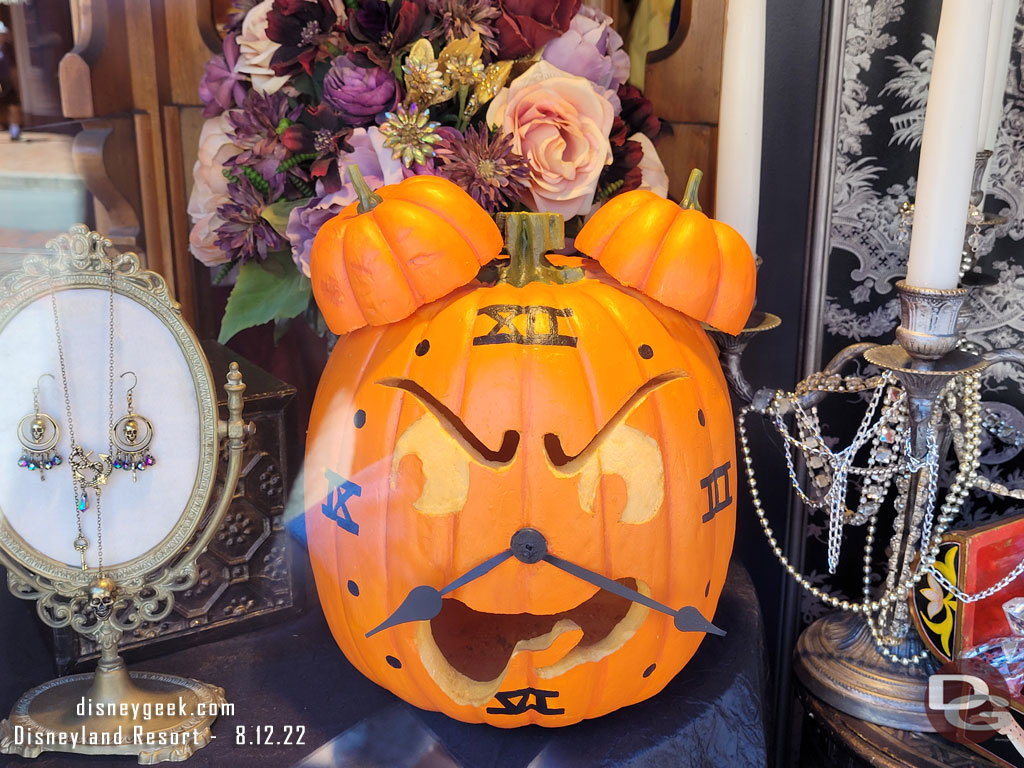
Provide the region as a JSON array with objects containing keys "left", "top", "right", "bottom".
[
  {"left": 123, "top": 419, "right": 138, "bottom": 445},
  {"left": 87, "top": 577, "right": 117, "bottom": 620},
  {"left": 31, "top": 418, "right": 45, "bottom": 442}
]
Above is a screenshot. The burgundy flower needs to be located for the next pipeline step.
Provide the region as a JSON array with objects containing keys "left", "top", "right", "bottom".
[
  {"left": 595, "top": 115, "right": 644, "bottom": 199},
  {"left": 346, "top": 0, "right": 432, "bottom": 69},
  {"left": 617, "top": 83, "right": 666, "bottom": 143},
  {"left": 265, "top": 0, "right": 340, "bottom": 76},
  {"left": 215, "top": 178, "right": 285, "bottom": 263},
  {"left": 322, "top": 56, "right": 398, "bottom": 126},
  {"left": 291, "top": 103, "right": 356, "bottom": 185},
  {"left": 435, "top": 124, "right": 529, "bottom": 213},
  {"left": 494, "top": 0, "right": 580, "bottom": 59},
  {"left": 199, "top": 34, "right": 247, "bottom": 118}
]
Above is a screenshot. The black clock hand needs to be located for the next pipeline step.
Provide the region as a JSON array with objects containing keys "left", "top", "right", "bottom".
[
  {"left": 541, "top": 552, "right": 725, "bottom": 636},
  {"left": 365, "top": 549, "right": 513, "bottom": 638},
  {"left": 364, "top": 528, "right": 724, "bottom": 639}
]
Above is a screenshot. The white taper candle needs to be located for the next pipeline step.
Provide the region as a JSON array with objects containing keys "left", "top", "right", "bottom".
[
  {"left": 906, "top": 0, "right": 992, "bottom": 290},
  {"left": 714, "top": 0, "right": 766, "bottom": 253},
  {"left": 979, "top": 0, "right": 1018, "bottom": 151}
]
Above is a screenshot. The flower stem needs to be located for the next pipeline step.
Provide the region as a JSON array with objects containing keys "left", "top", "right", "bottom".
[
  {"left": 457, "top": 85, "right": 469, "bottom": 132},
  {"left": 680, "top": 168, "right": 704, "bottom": 211},
  {"left": 347, "top": 165, "right": 383, "bottom": 214}
]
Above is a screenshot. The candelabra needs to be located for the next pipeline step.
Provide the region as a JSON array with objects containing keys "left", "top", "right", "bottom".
[{"left": 728, "top": 151, "right": 1024, "bottom": 730}]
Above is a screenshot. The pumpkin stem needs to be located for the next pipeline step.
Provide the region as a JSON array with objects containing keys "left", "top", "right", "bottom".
[
  {"left": 494, "top": 212, "right": 583, "bottom": 288},
  {"left": 680, "top": 168, "right": 704, "bottom": 212},
  {"left": 347, "top": 165, "right": 383, "bottom": 214}
]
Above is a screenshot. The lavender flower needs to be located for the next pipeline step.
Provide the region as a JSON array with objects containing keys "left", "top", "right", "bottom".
[
  {"left": 434, "top": 124, "right": 529, "bottom": 212},
  {"left": 215, "top": 178, "right": 284, "bottom": 263},
  {"left": 199, "top": 34, "right": 247, "bottom": 118},
  {"left": 542, "top": 6, "right": 630, "bottom": 111},
  {"left": 322, "top": 56, "right": 398, "bottom": 126},
  {"left": 227, "top": 90, "right": 301, "bottom": 183}
]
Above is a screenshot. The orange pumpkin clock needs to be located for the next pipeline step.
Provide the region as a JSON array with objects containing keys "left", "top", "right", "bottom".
[{"left": 305, "top": 171, "right": 755, "bottom": 727}]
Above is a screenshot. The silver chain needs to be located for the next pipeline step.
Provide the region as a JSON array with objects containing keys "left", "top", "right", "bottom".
[
  {"left": 929, "top": 556, "right": 1024, "bottom": 604},
  {"left": 740, "top": 370, "right": 983, "bottom": 665},
  {"left": 48, "top": 255, "right": 115, "bottom": 572}
]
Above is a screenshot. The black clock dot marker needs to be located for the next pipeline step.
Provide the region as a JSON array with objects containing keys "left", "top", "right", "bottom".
[
  {"left": 347, "top": 580, "right": 359, "bottom": 596},
  {"left": 705, "top": 580, "right": 711, "bottom": 597},
  {"left": 353, "top": 409, "right": 366, "bottom": 429},
  {"left": 697, "top": 409, "right": 706, "bottom": 427},
  {"left": 386, "top": 655, "right": 402, "bottom": 669},
  {"left": 415, "top": 340, "right": 430, "bottom": 356},
  {"left": 638, "top": 344, "right": 654, "bottom": 360},
  {"left": 643, "top": 664, "right": 656, "bottom": 678}
]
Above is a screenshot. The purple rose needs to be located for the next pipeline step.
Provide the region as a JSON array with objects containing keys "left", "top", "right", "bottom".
[
  {"left": 199, "top": 34, "right": 247, "bottom": 118},
  {"left": 542, "top": 6, "right": 630, "bottom": 111},
  {"left": 286, "top": 126, "right": 410, "bottom": 275},
  {"left": 322, "top": 55, "right": 398, "bottom": 126}
]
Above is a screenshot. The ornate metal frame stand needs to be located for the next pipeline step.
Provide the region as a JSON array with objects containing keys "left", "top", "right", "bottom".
[{"left": 0, "top": 227, "right": 254, "bottom": 763}]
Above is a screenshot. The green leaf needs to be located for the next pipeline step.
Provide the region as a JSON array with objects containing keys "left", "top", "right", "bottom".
[
  {"left": 292, "top": 73, "right": 315, "bottom": 97},
  {"left": 218, "top": 251, "right": 312, "bottom": 344},
  {"left": 261, "top": 197, "right": 310, "bottom": 238}
]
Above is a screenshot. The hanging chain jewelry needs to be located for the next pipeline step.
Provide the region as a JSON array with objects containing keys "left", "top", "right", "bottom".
[
  {"left": 739, "top": 370, "right": 984, "bottom": 665},
  {"left": 49, "top": 253, "right": 116, "bottom": 572}
]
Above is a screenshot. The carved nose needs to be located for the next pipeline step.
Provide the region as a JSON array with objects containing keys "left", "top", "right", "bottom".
[{"left": 510, "top": 528, "right": 548, "bottom": 564}]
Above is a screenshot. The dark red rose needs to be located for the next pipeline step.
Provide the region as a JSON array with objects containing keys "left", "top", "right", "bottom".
[
  {"left": 618, "top": 83, "right": 668, "bottom": 143},
  {"left": 494, "top": 0, "right": 581, "bottom": 59}
]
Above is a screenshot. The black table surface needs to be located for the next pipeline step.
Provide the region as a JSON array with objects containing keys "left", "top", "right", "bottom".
[{"left": 0, "top": 560, "right": 768, "bottom": 768}]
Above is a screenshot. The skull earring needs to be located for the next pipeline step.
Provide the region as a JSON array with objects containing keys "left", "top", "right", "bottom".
[
  {"left": 111, "top": 371, "right": 155, "bottom": 482},
  {"left": 17, "top": 374, "right": 61, "bottom": 479}
]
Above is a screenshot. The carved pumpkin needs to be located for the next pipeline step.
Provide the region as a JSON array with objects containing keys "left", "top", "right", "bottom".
[
  {"left": 306, "top": 212, "right": 743, "bottom": 726},
  {"left": 575, "top": 170, "right": 756, "bottom": 335},
  {"left": 311, "top": 168, "right": 504, "bottom": 335}
]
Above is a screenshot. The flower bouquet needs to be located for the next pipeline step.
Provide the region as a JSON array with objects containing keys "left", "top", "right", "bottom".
[{"left": 189, "top": 0, "right": 668, "bottom": 343}]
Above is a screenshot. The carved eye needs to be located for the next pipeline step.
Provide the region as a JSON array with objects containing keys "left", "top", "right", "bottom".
[
  {"left": 392, "top": 415, "right": 470, "bottom": 517},
  {"left": 571, "top": 424, "right": 665, "bottom": 525}
]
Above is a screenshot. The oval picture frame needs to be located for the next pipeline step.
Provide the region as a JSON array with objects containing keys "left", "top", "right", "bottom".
[{"left": 0, "top": 225, "right": 218, "bottom": 588}]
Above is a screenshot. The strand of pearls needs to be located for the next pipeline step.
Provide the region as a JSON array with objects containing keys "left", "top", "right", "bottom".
[{"left": 738, "top": 371, "right": 983, "bottom": 664}]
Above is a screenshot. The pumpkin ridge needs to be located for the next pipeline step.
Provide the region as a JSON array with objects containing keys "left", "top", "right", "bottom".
[
  {"left": 418, "top": 297, "right": 473, "bottom": 599},
  {"left": 394, "top": 189, "right": 501, "bottom": 266},
  {"left": 328, "top": 326, "right": 390, "bottom": 676},
  {"left": 703, "top": 221, "right": 756, "bottom": 333},
  {"left": 373, "top": 199, "right": 479, "bottom": 300},
  {"left": 344, "top": 217, "right": 421, "bottom": 322},
  {"left": 635, "top": 201, "right": 684, "bottom": 292},
  {"left": 381, "top": 318, "right": 441, "bottom": 709},
  {"left": 370, "top": 213, "right": 426, "bottom": 305}
]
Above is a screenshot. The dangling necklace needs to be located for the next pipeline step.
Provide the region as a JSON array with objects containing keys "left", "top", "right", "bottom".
[{"left": 48, "top": 255, "right": 115, "bottom": 572}]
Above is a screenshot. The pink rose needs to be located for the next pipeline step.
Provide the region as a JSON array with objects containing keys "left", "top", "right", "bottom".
[
  {"left": 189, "top": 211, "right": 230, "bottom": 267},
  {"left": 236, "top": 0, "right": 290, "bottom": 95},
  {"left": 188, "top": 115, "right": 243, "bottom": 266},
  {"left": 486, "top": 60, "right": 613, "bottom": 218}
]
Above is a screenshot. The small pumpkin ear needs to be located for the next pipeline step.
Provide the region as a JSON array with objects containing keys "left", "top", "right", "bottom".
[
  {"left": 576, "top": 169, "right": 756, "bottom": 335},
  {"left": 310, "top": 169, "right": 504, "bottom": 335}
]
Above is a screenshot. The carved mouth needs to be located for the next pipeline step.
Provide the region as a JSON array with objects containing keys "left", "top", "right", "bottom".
[{"left": 414, "top": 579, "right": 650, "bottom": 707}]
